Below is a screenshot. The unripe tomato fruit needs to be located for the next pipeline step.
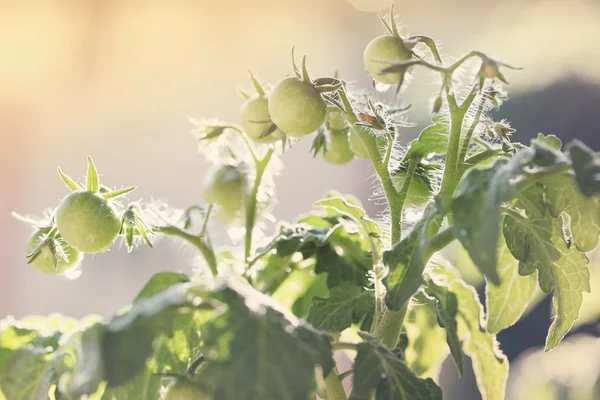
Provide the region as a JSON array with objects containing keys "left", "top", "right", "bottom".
[
  {"left": 268, "top": 77, "right": 327, "bottom": 136},
  {"left": 324, "top": 130, "right": 354, "bottom": 165},
  {"left": 363, "top": 35, "right": 412, "bottom": 84},
  {"left": 348, "top": 129, "right": 371, "bottom": 159},
  {"left": 55, "top": 190, "right": 122, "bottom": 253},
  {"left": 326, "top": 110, "right": 349, "bottom": 132},
  {"left": 26, "top": 228, "right": 83, "bottom": 274},
  {"left": 240, "top": 96, "right": 284, "bottom": 143},
  {"left": 391, "top": 170, "right": 433, "bottom": 208},
  {"left": 164, "top": 378, "right": 208, "bottom": 400},
  {"left": 203, "top": 164, "right": 246, "bottom": 215}
]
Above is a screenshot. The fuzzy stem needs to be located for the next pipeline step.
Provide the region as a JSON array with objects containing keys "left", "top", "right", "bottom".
[
  {"left": 155, "top": 225, "right": 218, "bottom": 276},
  {"left": 438, "top": 95, "right": 464, "bottom": 208},
  {"left": 244, "top": 148, "right": 274, "bottom": 266}
]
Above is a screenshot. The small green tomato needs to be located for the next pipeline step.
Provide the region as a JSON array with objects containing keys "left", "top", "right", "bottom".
[
  {"left": 240, "top": 96, "right": 284, "bottom": 143},
  {"left": 323, "top": 130, "right": 354, "bottom": 165},
  {"left": 56, "top": 190, "right": 122, "bottom": 253},
  {"left": 326, "top": 110, "right": 349, "bottom": 132},
  {"left": 268, "top": 77, "right": 327, "bottom": 136},
  {"left": 348, "top": 129, "right": 371, "bottom": 159},
  {"left": 391, "top": 170, "right": 433, "bottom": 208},
  {"left": 363, "top": 35, "right": 412, "bottom": 84},
  {"left": 164, "top": 378, "right": 208, "bottom": 400},
  {"left": 203, "top": 164, "right": 246, "bottom": 215},
  {"left": 26, "top": 228, "right": 83, "bottom": 274}
]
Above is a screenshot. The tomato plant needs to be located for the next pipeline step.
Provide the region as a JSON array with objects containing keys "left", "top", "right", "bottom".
[{"left": 3, "top": 5, "right": 600, "bottom": 400}]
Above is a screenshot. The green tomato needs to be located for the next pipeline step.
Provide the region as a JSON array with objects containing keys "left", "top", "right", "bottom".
[
  {"left": 56, "top": 190, "right": 122, "bottom": 253},
  {"left": 240, "top": 96, "right": 284, "bottom": 143},
  {"left": 363, "top": 35, "right": 412, "bottom": 84},
  {"left": 391, "top": 170, "right": 433, "bottom": 208},
  {"left": 324, "top": 130, "right": 354, "bottom": 165},
  {"left": 268, "top": 77, "right": 327, "bottom": 136},
  {"left": 26, "top": 228, "right": 83, "bottom": 274},
  {"left": 326, "top": 110, "right": 349, "bottom": 132},
  {"left": 348, "top": 129, "right": 371, "bottom": 159},
  {"left": 164, "top": 378, "right": 208, "bottom": 400},
  {"left": 203, "top": 164, "right": 246, "bottom": 215}
]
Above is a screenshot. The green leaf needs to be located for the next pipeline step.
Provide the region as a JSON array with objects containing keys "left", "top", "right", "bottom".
[
  {"left": 567, "top": 139, "right": 600, "bottom": 197},
  {"left": 197, "top": 277, "right": 333, "bottom": 400},
  {"left": 452, "top": 150, "right": 532, "bottom": 285},
  {"left": 428, "top": 268, "right": 509, "bottom": 400},
  {"left": 403, "top": 115, "right": 448, "bottom": 160},
  {"left": 134, "top": 272, "right": 190, "bottom": 301},
  {"left": 102, "top": 186, "right": 136, "bottom": 200},
  {"left": 314, "top": 243, "right": 371, "bottom": 289},
  {"left": 535, "top": 133, "right": 561, "bottom": 150},
  {"left": 307, "top": 282, "right": 374, "bottom": 333},
  {"left": 57, "top": 167, "right": 82, "bottom": 191},
  {"left": 0, "top": 347, "right": 53, "bottom": 400},
  {"left": 383, "top": 205, "right": 442, "bottom": 311},
  {"left": 503, "top": 213, "right": 590, "bottom": 350},
  {"left": 314, "top": 193, "right": 383, "bottom": 246},
  {"left": 68, "top": 283, "right": 208, "bottom": 396},
  {"left": 421, "top": 282, "right": 464, "bottom": 376},
  {"left": 350, "top": 333, "right": 442, "bottom": 400},
  {"left": 485, "top": 235, "right": 537, "bottom": 334},
  {"left": 403, "top": 297, "right": 453, "bottom": 378},
  {"left": 544, "top": 174, "right": 600, "bottom": 252}
]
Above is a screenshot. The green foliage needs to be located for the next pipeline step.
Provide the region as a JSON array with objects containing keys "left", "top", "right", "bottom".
[{"left": 6, "top": 7, "right": 600, "bottom": 400}]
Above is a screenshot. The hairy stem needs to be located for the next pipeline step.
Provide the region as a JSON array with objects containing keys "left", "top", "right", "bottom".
[
  {"left": 155, "top": 225, "right": 218, "bottom": 276},
  {"left": 245, "top": 148, "right": 274, "bottom": 266},
  {"left": 438, "top": 95, "right": 464, "bottom": 208},
  {"left": 425, "top": 226, "right": 457, "bottom": 258}
]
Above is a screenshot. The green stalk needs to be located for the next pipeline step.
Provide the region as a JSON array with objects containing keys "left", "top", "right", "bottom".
[
  {"left": 438, "top": 95, "right": 464, "bottom": 208},
  {"left": 244, "top": 148, "right": 274, "bottom": 266},
  {"left": 324, "top": 367, "right": 348, "bottom": 400},
  {"left": 154, "top": 225, "right": 218, "bottom": 276}
]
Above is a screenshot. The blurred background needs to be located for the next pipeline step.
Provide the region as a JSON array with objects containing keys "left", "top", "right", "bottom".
[{"left": 1, "top": 0, "right": 600, "bottom": 399}]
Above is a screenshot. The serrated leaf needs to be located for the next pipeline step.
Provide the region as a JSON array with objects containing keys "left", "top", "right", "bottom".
[
  {"left": 68, "top": 283, "right": 208, "bottom": 396},
  {"left": 350, "top": 333, "right": 442, "bottom": 400},
  {"left": 383, "top": 205, "right": 442, "bottom": 311},
  {"left": 428, "top": 268, "right": 509, "bottom": 400},
  {"left": 197, "top": 277, "right": 333, "bottom": 400},
  {"left": 404, "top": 115, "right": 448, "bottom": 160},
  {"left": 567, "top": 139, "right": 600, "bottom": 196},
  {"left": 0, "top": 347, "right": 53, "bottom": 400},
  {"left": 544, "top": 174, "right": 600, "bottom": 252},
  {"left": 503, "top": 214, "right": 590, "bottom": 350},
  {"left": 485, "top": 235, "right": 537, "bottom": 334},
  {"left": 314, "top": 193, "right": 383, "bottom": 246},
  {"left": 421, "top": 283, "right": 464, "bottom": 376},
  {"left": 535, "top": 133, "right": 562, "bottom": 150},
  {"left": 307, "top": 282, "right": 374, "bottom": 333},
  {"left": 452, "top": 151, "right": 532, "bottom": 285},
  {"left": 403, "top": 298, "right": 453, "bottom": 378}
]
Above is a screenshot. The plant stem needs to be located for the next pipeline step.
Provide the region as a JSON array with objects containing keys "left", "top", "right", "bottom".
[
  {"left": 438, "top": 95, "right": 464, "bottom": 208},
  {"left": 457, "top": 95, "right": 484, "bottom": 164},
  {"left": 424, "top": 226, "right": 456, "bottom": 258},
  {"left": 324, "top": 367, "right": 348, "bottom": 400},
  {"left": 154, "top": 225, "right": 218, "bottom": 276},
  {"left": 372, "top": 306, "right": 407, "bottom": 349},
  {"left": 244, "top": 148, "right": 274, "bottom": 266},
  {"left": 332, "top": 342, "right": 358, "bottom": 352}
]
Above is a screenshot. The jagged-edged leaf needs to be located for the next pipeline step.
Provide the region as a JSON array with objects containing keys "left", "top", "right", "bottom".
[
  {"left": 383, "top": 205, "right": 442, "bottom": 311},
  {"left": 134, "top": 272, "right": 190, "bottom": 301},
  {"left": 197, "top": 277, "right": 333, "bottom": 400},
  {"left": 314, "top": 242, "right": 371, "bottom": 289},
  {"left": 68, "top": 283, "right": 210, "bottom": 397},
  {"left": 421, "top": 282, "right": 464, "bottom": 376},
  {"left": 567, "top": 139, "right": 600, "bottom": 197},
  {"left": 0, "top": 347, "right": 53, "bottom": 400},
  {"left": 314, "top": 193, "right": 383, "bottom": 246},
  {"left": 350, "top": 333, "right": 442, "bottom": 400},
  {"left": 452, "top": 150, "right": 532, "bottom": 285},
  {"left": 485, "top": 236, "right": 537, "bottom": 334},
  {"left": 403, "top": 115, "right": 448, "bottom": 160},
  {"left": 544, "top": 174, "right": 600, "bottom": 252},
  {"left": 307, "top": 282, "right": 374, "bottom": 333},
  {"left": 403, "top": 297, "right": 454, "bottom": 378},
  {"left": 428, "top": 268, "right": 509, "bottom": 400},
  {"left": 503, "top": 214, "right": 590, "bottom": 350},
  {"left": 535, "top": 133, "right": 561, "bottom": 150}
]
